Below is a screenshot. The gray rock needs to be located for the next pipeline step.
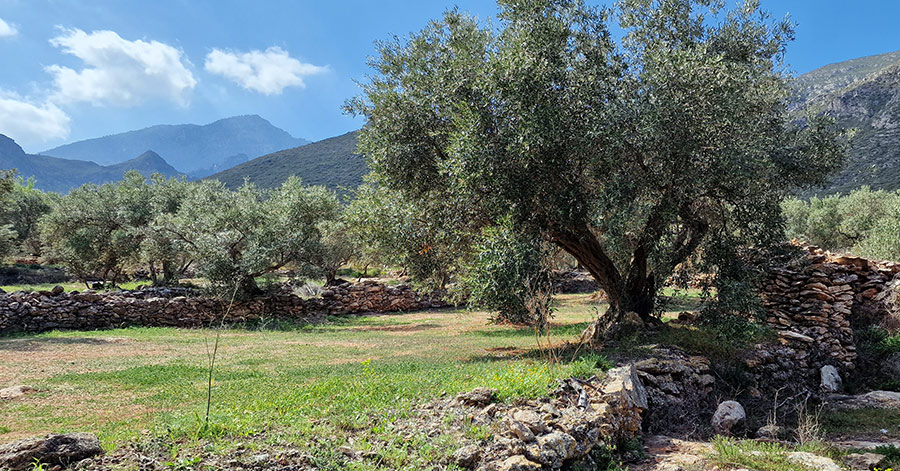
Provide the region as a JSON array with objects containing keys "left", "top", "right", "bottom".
[
  {"left": 508, "top": 421, "right": 536, "bottom": 442},
  {"left": 820, "top": 365, "right": 843, "bottom": 393},
  {"left": 785, "top": 452, "right": 842, "bottom": 471},
  {"left": 712, "top": 401, "right": 746, "bottom": 436},
  {"left": 456, "top": 387, "right": 496, "bottom": 406},
  {"left": 843, "top": 452, "right": 885, "bottom": 471},
  {"left": 0, "top": 433, "right": 102, "bottom": 471},
  {"left": 0, "top": 385, "right": 34, "bottom": 400},
  {"left": 827, "top": 390, "right": 900, "bottom": 411},
  {"left": 756, "top": 424, "right": 783, "bottom": 439},
  {"left": 493, "top": 455, "right": 542, "bottom": 471},
  {"left": 452, "top": 445, "right": 481, "bottom": 468},
  {"left": 536, "top": 432, "right": 577, "bottom": 468},
  {"left": 512, "top": 409, "right": 548, "bottom": 434},
  {"left": 601, "top": 364, "right": 648, "bottom": 410}
]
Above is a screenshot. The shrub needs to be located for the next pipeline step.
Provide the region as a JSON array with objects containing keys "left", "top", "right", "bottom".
[{"left": 461, "top": 217, "right": 552, "bottom": 328}]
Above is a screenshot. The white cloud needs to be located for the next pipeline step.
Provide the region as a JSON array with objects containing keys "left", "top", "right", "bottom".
[
  {"left": 204, "top": 46, "right": 326, "bottom": 95},
  {"left": 47, "top": 28, "right": 197, "bottom": 107},
  {"left": 0, "top": 17, "right": 17, "bottom": 38},
  {"left": 0, "top": 92, "right": 70, "bottom": 148}
]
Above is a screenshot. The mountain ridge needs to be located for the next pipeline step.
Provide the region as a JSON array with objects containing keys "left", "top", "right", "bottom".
[
  {"left": 43, "top": 115, "right": 309, "bottom": 175},
  {"left": 0, "top": 134, "right": 182, "bottom": 193},
  {"left": 794, "top": 49, "right": 900, "bottom": 194}
]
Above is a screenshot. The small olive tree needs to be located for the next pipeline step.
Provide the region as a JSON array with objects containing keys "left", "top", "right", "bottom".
[
  {"left": 344, "top": 182, "right": 476, "bottom": 290},
  {"left": 2, "top": 177, "right": 54, "bottom": 256},
  {"left": 0, "top": 170, "right": 17, "bottom": 260},
  {"left": 461, "top": 217, "right": 551, "bottom": 327},
  {"left": 348, "top": 0, "right": 845, "bottom": 337},
  {"left": 163, "top": 177, "right": 340, "bottom": 297}
]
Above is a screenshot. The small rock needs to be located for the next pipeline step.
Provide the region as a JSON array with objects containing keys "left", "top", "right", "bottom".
[
  {"left": 712, "top": 401, "right": 746, "bottom": 436},
  {"left": 508, "top": 420, "right": 536, "bottom": 442},
  {"left": 0, "top": 385, "right": 35, "bottom": 400},
  {"left": 537, "top": 432, "right": 577, "bottom": 468},
  {"left": 456, "top": 387, "right": 496, "bottom": 406},
  {"left": 494, "top": 455, "right": 542, "bottom": 471},
  {"left": 756, "top": 424, "right": 782, "bottom": 439},
  {"left": 512, "top": 409, "right": 548, "bottom": 434},
  {"left": 0, "top": 433, "right": 102, "bottom": 471},
  {"left": 50, "top": 285, "right": 65, "bottom": 296},
  {"left": 842, "top": 452, "right": 885, "bottom": 471},
  {"left": 452, "top": 445, "right": 481, "bottom": 468},
  {"left": 821, "top": 365, "right": 843, "bottom": 393},
  {"left": 786, "top": 452, "right": 842, "bottom": 471}
]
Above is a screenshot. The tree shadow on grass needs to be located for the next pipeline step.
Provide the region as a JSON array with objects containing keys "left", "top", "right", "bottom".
[
  {"left": 0, "top": 336, "right": 126, "bottom": 352},
  {"left": 464, "top": 339, "right": 599, "bottom": 365},
  {"left": 471, "top": 321, "right": 592, "bottom": 339}
]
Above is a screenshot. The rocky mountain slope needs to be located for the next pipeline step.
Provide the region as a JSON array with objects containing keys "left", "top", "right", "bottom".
[
  {"left": 0, "top": 134, "right": 181, "bottom": 193},
  {"left": 794, "top": 50, "right": 900, "bottom": 194},
  {"left": 43, "top": 115, "right": 308, "bottom": 175},
  {"left": 206, "top": 131, "right": 366, "bottom": 191}
]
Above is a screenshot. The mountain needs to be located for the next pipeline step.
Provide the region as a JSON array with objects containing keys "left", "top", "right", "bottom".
[
  {"left": 794, "top": 50, "right": 900, "bottom": 194},
  {"left": 207, "top": 131, "right": 366, "bottom": 191},
  {"left": 43, "top": 115, "right": 309, "bottom": 174},
  {"left": 0, "top": 134, "right": 182, "bottom": 193}
]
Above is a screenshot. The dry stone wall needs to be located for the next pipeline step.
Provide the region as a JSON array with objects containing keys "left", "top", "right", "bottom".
[
  {"left": 0, "top": 280, "right": 447, "bottom": 335},
  {"left": 757, "top": 247, "right": 899, "bottom": 376}
]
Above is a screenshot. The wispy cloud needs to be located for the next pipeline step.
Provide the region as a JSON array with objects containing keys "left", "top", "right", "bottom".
[
  {"left": 0, "top": 17, "right": 18, "bottom": 38},
  {"left": 204, "top": 46, "right": 326, "bottom": 95}
]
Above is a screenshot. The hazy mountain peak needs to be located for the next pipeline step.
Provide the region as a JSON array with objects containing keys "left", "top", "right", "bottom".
[{"left": 42, "top": 115, "right": 309, "bottom": 173}]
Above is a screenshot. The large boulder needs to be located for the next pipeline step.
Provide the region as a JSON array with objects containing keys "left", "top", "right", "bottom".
[
  {"left": 711, "top": 401, "right": 746, "bottom": 436},
  {"left": 0, "top": 433, "right": 102, "bottom": 470}
]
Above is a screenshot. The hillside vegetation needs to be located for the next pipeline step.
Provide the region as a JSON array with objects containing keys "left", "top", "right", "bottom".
[
  {"left": 206, "top": 131, "right": 366, "bottom": 191},
  {"left": 794, "top": 50, "right": 900, "bottom": 194}
]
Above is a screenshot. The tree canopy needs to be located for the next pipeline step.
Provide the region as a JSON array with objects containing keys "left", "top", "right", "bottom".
[{"left": 348, "top": 0, "right": 845, "bottom": 332}]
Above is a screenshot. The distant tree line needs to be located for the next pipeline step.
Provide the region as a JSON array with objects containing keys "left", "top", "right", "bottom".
[{"left": 783, "top": 187, "right": 900, "bottom": 261}]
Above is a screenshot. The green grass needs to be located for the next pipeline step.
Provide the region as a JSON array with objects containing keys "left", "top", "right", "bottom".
[
  {"left": 821, "top": 408, "right": 900, "bottom": 439},
  {"left": 0, "top": 280, "right": 147, "bottom": 293},
  {"left": 0, "top": 294, "right": 610, "bottom": 470},
  {"left": 710, "top": 437, "right": 836, "bottom": 471}
]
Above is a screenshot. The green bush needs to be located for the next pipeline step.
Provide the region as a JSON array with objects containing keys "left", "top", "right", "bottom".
[{"left": 460, "top": 217, "right": 551, "bottom": 328}]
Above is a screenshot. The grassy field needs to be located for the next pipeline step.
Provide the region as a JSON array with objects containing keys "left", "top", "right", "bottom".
[{"left": 0, "top": 294, "right": 626, "bottom": 470}]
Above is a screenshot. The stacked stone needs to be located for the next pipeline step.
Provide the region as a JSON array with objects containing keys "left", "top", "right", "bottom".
[
  {"left": 0, "top": 281, "right": 447, "bottom": 335},
  {"left": 319, "top": 280, "right": 446, "bottom": 315},
  {"left": 758, "top": 247, "right": 900, "bottom": 373},
  {"left": 633, "top": 346, "right": 716, "bottom": 434},
  {"left": 445, "top": 365, "right": 648, "bottom": 471}
]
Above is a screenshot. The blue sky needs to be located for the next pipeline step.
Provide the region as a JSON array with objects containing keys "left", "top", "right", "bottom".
[{"left": 0, "top": 0, "right": 898, "bottom": 153}]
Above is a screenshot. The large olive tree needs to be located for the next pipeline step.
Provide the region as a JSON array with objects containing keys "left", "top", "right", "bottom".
[{"left": 348, "top": 0, "right": 844, "bottom": 331}]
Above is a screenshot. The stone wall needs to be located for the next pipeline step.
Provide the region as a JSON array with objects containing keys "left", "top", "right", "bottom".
[
  {"left": 758, "top": 247, "right": 899, "bottom": 375},
  {"left": 0, "top": 280, "right": 447, "bottom": 335}
]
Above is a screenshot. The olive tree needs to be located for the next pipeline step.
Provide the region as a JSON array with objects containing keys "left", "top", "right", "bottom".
[
  {"left": 41, "top": 172, "right": 151, "bottom": 285},
  {"left": 163, "top": 177, "right": 340, "bottom": 297},
  {"left": 348, "top": 0, "right": 844, "bottom": 334},
  {"left": 0, "top": 170, "right": 17, "bottom": 260},
  {"left": 2, "top": 177, "right": 54, "bottom": 256},
  {"left": 344, "top": 182, "right": 476, "bottom": 290}
]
